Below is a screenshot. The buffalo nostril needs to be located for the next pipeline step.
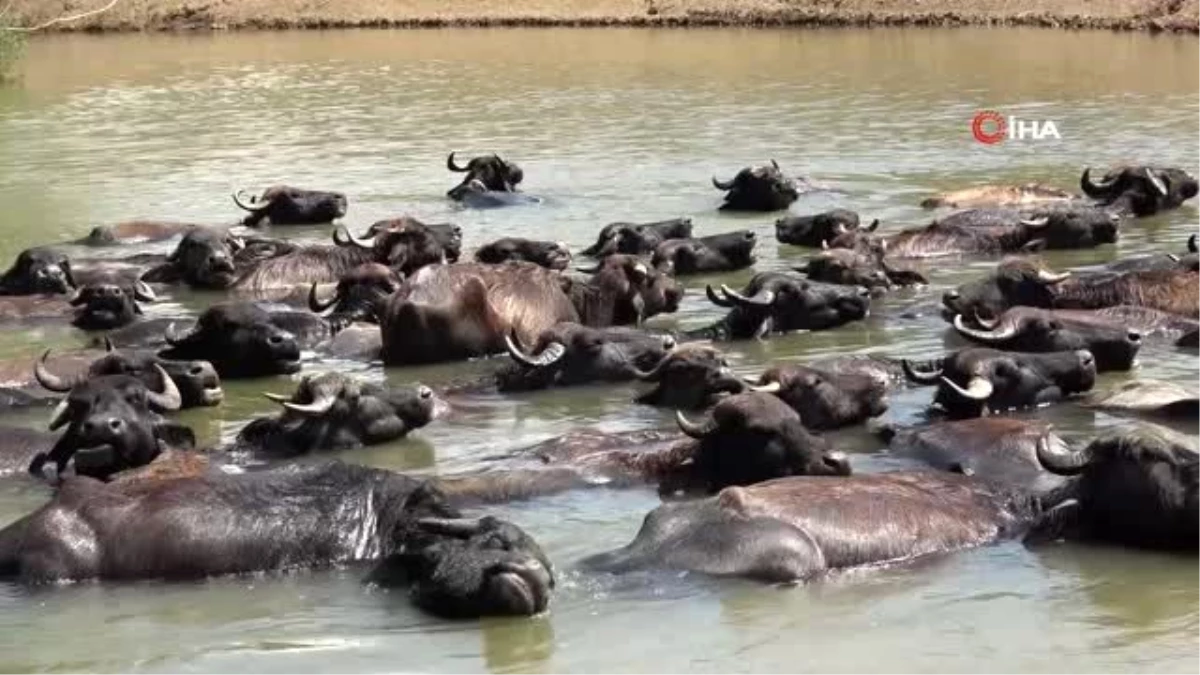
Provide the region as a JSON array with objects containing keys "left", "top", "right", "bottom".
[
  {"left": 268, "top": 335, "right": 283, "bottom": 345},
  {"left": 189, "top": 365, "right": 204, "bottom": 376},
  {"left": 108, "top": 419, "right": 123, "bottom": 431},
  {"left": 418, "top": 385, "right": 433, "bottom": 399},
  {"left": 1127, "top": 331, "right": 1142, "bottom": 343},
  {"left": 944, "top": 290, "right": 960, "bottom": 301},
  {"left": 81, "top": 421, "right": 95, "bottom": 434},
  {"left": 856, "top": 287, "right": 871, "bottom": 298}
]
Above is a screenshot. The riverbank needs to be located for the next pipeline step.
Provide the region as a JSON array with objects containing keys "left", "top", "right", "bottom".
[{"left": 5, "top": 0, "right": 1199, "bottom": 33}]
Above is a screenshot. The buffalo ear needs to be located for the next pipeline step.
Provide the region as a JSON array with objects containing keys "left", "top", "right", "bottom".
[
  {"left": 866, "top": 219, "right": 880, "bottom": 232},
  {"left": 154, "top": 422, "right": 196, "bottom": 451}
]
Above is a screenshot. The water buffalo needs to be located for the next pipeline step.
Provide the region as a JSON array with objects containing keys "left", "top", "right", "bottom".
[
  {"left": 1035, "top": 431, "right": 1197, "bottom": 551},
  {"left": 159, "top": 303, "right": 302, "bottom": 378},
  {"left": 581, "top": 218, "right": 694, "bottom": 257},
  {"left": 942, "top": 257, "right": 1200, "bottom": 321},
  {"left": 793, "top": 247, "right": 926, "bottom": 291},
  {"left": 79, "top": 220, "right": 201, "bottom": 245},
  {"left": 26, "top": 370, "right": 188, "bottom": 480},
  {"left": 903, "top": 347, "right": 1096, "bottom": 418},
  {"left": 140, "top": 227, "right": 245, "bottom": 290},
  {"left": 69, "top": 278, "right": 157, "bottom": 330},
  {"left": 775, "top": 210, "right": 865, "bottom": 247},
  {"left": 1080, "top": 165, "right": 1198, "bottom": 217},
  {"left": 0, "top": 462, "right": 554, "bottom": 618},
  {"left": 1082, "top": 380, "right": 1198, "bottom": 421},
  {"left": 232, "top": 373, "right": 439, "bottom": 457},
  {"left": 951, "top": 307, "right": 1141, "bottom": 372},
  {"left": 568, "top": 254, "right": 683, "bottom": 326},
  {"left": 308, "top": 263, "right": 401, "bottom": 329},
  {"left": 35, "top": 343, "right": 223, "bottom": 409},
  {"left": 742, "top": 362, "right": 888, "bottom": 430},
  {"left": 446, "top": 152, "right": 524, "bottom": 201},
  {"left": 455, "top": 180, "right": 543, "bottom": 209},
  {"left": 878, "top": 417, "right": 1069, "bottom": 493},
  {"left": 632, "top": 344, "right": 746, "bottom": 410},
  {"left": 0, "top": 248, "right": 76, "bottom": 296},
  {"left": 920, "top": 183, "right": 1075, "bottom": 209},
  {"left": 497, "top": 323, "right": 676, "bottom": 392},
  {"left": 233, "top": 185, "right": 348, "bottom": 226},
  {"left": 686, "top": 273, "right": 870, "bottom": 340},
  {"left": 651, "top": 230, "right": 756, "bottom": 275},
  {"left": 712, "top": 160, "right": 800, "bottom": 212},
  {"left": 581, "top": 470, "right": 1035, "bottom": 582},
  {"left": 366, "top": 217, "right": 463, "bottom": 263},
  {"left": 475, "top": 238, "right": 571, "bottom": 270}
]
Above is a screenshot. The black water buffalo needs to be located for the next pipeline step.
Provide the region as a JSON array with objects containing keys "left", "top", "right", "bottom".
[
  {"left": 0, "top": 462, "right": 554, "bottom": 618},
  {"left": 0, "top": 248, "right": 76, "bottom": 295},
  {"left": 69, "top": 277, "right": 157, "bottom": 330},
  {"left": 233, "top": 185, "right": 348, "bottom": 226},
  {"left": 651, "top": 230, "right": 756, "bottom": 275},
  {"left": 26, "top": 370, "right": 188, "bottom": 480},
  {"left": 581, "top": 470, "right": 1035, "bottom": 582},
  {"left": 35, "top": 344, "right": 223, "bottom": 409},
  {"left": 879, "top": 417, "right": 1069, "bottom": 493},
  {"left": 232, "top": 373, "right": 439, "bottom": 457},
  {"left": 1035, "top": 431, "right": 1197, "bottom": 551},
  {"left": 581, "top": 218, "right": 694, "bottom": 257},
  {"left": 686, "top": 273, "right": 870, "bottom": 340},
  {"left": 1080, "top": 165, "right": 1198, "bottom": 217},
  {"left": 78, "top": 220, "right": 201, "bottom": 245},
  {"left": 632, "top": 344, "right": 745, "bottom": 410},
  {"left": 367, "top": 217, "right": 463, "bottom": 263},
  {"left": 942, "top": 257, "right": 1200, "bottom": 321},
  {"left": 951, "top": 307, "right": 1141, "bottom": 372},
  {"left": 1082, "top": 380, "right": 1198, "bottom": 422},
  {"left": 903, "top": 347, "right": 1096, "bottom": 418},
  {"left": 446, "top": 152, "right": 524, "bottom": 201},
  {"left": 140, "top": 227, "right": 245, "bottom": 290},
  {"left": 569, "top": 254, "right": 683, "bottom": 326},
  {"left": 775, "top": 210, "right": 865, "bottom": 247},
  {"left": 159, "top": 303, "right": 302, "bottom": 378},
  {"left": 712, "top": 160, "right": 800, "bottom": 212},
  {"left": 308, "top": 263, "right": 402, "bottom": 329},
  {"left": 793, "top": 247, "right": 926, "bottom": 291},
  {"left": 455, "top": 180, "right": 543, "bottom": 209},
  {"left": 475, "top": 238, "right": 571, "bottom": 270},
  {"left": 497, "top": 323, "right": 676, "bottom": 392},
  {"left": 743, "top": 362, "right": 887, "bottom": 430},
  {"left": 920, "top": 183, "right": 1074, "bottom": 209}
]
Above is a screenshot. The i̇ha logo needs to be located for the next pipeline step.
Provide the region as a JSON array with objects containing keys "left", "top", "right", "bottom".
[{"left": 971, "top": 110, "right": 1061, "bottom": 144}]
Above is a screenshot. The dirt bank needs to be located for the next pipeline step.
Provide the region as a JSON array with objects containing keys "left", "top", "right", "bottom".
[{"left": 4, "top": 0, "right": 1198, "bottom": 33}]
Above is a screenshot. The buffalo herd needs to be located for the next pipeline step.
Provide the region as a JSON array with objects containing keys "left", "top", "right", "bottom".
[{"left": 0, "top": 156, "right": 1195, "bottom": 623}]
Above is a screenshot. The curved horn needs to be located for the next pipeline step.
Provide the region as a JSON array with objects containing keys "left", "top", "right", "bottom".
[
  {"left": 1189, "top": 233, "right": 1197, "bottom": 254},
  {"left": 630, "top": 351, "right": 673, "bottom": 381},
  {"left": 34, "top": 350, "right": 76, "bottom": 393},
  {"left": 47, "top": 398, "right": 70, "bottom": 432},
  {"left": 133, "top": 279, "right": 157, "bottom": 303},
  {"left": 164, "top": 321, "right": 197, "bottom": 346},
  {"left": 283, "top": 395, "right": 337, "bottom": 416},
  {"left": 1144, "top": 167, "right": 1168, "bottom": 196},
  {"left": 770, "top": 159, "right": 780, "bottom": 170},
  {"left": 1080, "top": 167, "right": 1118, "bottom": 198},
  {"left": 308, "top": 282, "right": 339, "bottom": 313},
  {"left": 232, "top": 190, "right": 271, "bottom": 212},
  {"left": 446, "top": 152, "right": 469, "bottom": 172},
  {"left": 1036, "top": 268, "right": 1071, "bottom": 284},
  {"left": 940, "top": 375, "right": 994, "bottom": 402},
  {"left": 263, "top": 392, "right": 291, "bottom": 404},
  {"left": 720, "top": 284, "right": 775, "bottom": 307},
  {"left": 705, "top": 284, "right": 733, "bottom": 308},
  {"left": 953, "top": 314, "right": 1017, "bottom": 342},
  {"left": 747, "top": 380, "right": 782, "bottom": 394},
  {"left": 712, "top": 175, "right": 735, "bottom": 191},
  {"left": 505, "top": 331, "right": 565, "bottom": 368},
  {"left": 574, "top": 262, "right": 602, "bottom": 274},
  {"left": 901, "top": 358, "right": 943, "bottom": 385},
  {"left": 103, "top": 337, "right": 116, "bottom": 353},
  {"left": 333, "top": 224, "right": 374, "bottom": 249},
  {"left": 1036, "top": 436, "right": 1092, "bottom": 476},
  {"left": 144, "top": 364, "right": 182, "bottom": 412},
  {"left": 675, "top": 410, "right": 718, "bottom": 438},
  {"left": 1019, "top": 216, "right": 1050, "bottom": 228},
  {"left": 974, "top": 310, "right": 1000, "bottom": 330}
]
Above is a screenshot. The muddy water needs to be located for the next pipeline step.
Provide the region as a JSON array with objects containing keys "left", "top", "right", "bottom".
[{"left": 0, "top": 28, "right": 1196, "bottom": 672}]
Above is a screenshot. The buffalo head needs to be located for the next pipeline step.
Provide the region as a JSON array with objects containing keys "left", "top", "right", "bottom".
[
  {"left": 233, "top": 185, "right": 348, "bottom": 226},
  {"left": 0, "top": 247, "right": 76, "bottom": 296},
  {"left": 691, "top": 272, "right": 870, "bottom": 340},
  {"left": 145, "top": 227, "right": 245, "bottom": 290},
  {"left": 712, "top": 160, "right": 800, "bottom": 212},
  {"left": 651, "top": 231, "right": 756, "bottom": 275},
  {"left": 309, "top": 263, "right": 401, "bottom": 329},
  {"left": 743, "top": 363, "right": 888, "bottom": 430},
  {"left": 475, "top": 238, "right": 572, "bottom": 271},
  {"left": 446, "top": 152, "right": 524, "bottom": 201},
  {"left": 582, "top": 218, "right": 694, "bottom": 257},
  {"left": 942, "top": 257, "right": 1071, "bottom": 322},
  {"left": 498, "top": 323, "right": 676, "bottom": 391},
  {"left": 69, "top": 279, "right": 157, "bottom": 330},
  {"left": 570, "top": 254, "right": 683, "bottom": 326},
  {"left": 334, "top": 220, "right": 447, "bottom": 276},
  {"left": 633, "top": 344, "right": 745, "bottom": 410},
  {"left": 160, "top": 302, "right": 302, "bottom": 378},
  {"left": 37, "top": 342, "right": 223, "bottom": 409},
  {"left": 775, "top": 209, "right": 862, "bottom": 247},
  {"left": 1081, "top": 165, "right": 1198, "bottom": 217},
  {"left": 952, "top": 307, "right": 1140, "bottom": 372}
]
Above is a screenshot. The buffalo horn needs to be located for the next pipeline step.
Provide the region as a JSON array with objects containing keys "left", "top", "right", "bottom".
[
  {"left": 133, "top": 280, "right": 157, "bottom": 303},
  {"left": 1035, "top": 436, "right": 1092, "bottom": 476},
  {"left": 675, "top": 410, "right": 718, "bottom": 438},
  {"left": 34, "top": 350, "right": 77, "bottom": 393},
  {"left": 505, "top": 331, "right": 566, "bottom": 368},
  {"left": 901, "top": 358, "right": 943, "bottom": 384},
  {"left": 941, "top": 375, "right": 994, "bottom": 401},
  {"left": 1080, "top": 167, "right": 1117, "bottom": 198},
  {"left": 144, "top": 364, "right": 182, "bottom": 412},
  {"left": 232, "top": 190, "right": 271, "bottom": 212},
  {"left": 308, "top": 282, "right": 339, "bottom": 313},
  {"left": 954, "top": 314, "right": 1017, "bottom": 342},
  {"left": 720, "top": 284, "right": 774, "bottom": 307},
  {"left": 446, "top": 152, "right": 469, "bottom": 172},
  {"left": 47, "top": 398, "right": 70, "bottom": 431}
]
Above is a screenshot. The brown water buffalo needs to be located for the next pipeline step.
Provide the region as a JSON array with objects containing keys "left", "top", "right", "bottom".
[
  {"left": 0, "top": 248, "right": 76, "bottom": 296},
  {"left": 632, "top": 344, "right": 745, "bottom": 410},
  {"left": 159, "top": 303, "right": 302, "bottom": 378},
  {"left": 233, "top": 185, "right": 348, "bottom": 226},
  {"left": 686, "top": 273, "right": 870, "bottom": 340},
  {"left": 446, "top": 152, "right": 524, "bottom": 201},
  {"left": 920, "top": 183, "right": 1074, "bottom": 209},
  {"left": 569, "top": 254, "right": 682, "bottom": 326},
  {"left": 581, "top": 470, "right": 1036, "bottom": 582},
  {"left": 651, "top": 230, "right": 756, "bottom": 275},
  {"left": 878, "top": 417, "right": 1069, "bottom": 494},
  {"left": 78, "top": 220, "right": 202, "bottom": 245},
  {"left": 793, "top": 247, "right": 927, "bottom": 291},
  {"left": 26, "top": 370, "right": 189, "bottom": 481},
  {"left": 35, "top": 342, "right": 223, "bottom": 410},
  {"left": 0, "top": 462, "right": 554, "bottom": 618},
  {"left": 742, "top": 362, "right": 888, "bottom": 430},
  {"left": 581, "top": 218, "right": 694, "bottom": 257},
  {"left": 68, "top": 277, "right": 157, "bottom": 330},
  {"left": 1035, "top": 431, "right": 1197, "bottom": 551},
  {"left": 775, "top": 210, "right": 865, "bottom": 247},
  {"left": 1080, "top": 165, "right": 1198, "bottom": 217},
  {"left": 497, "top": 323, "right": 676, "bottom": 392},
  {"left": 903, "top": 347, "right": 1096, "bottom": 418},
  {"left": 475, "top": 238, "right": 572, "bottom": 270},
  {"left": 951, "top": 307, "right": 1141, "bottom": 372},
  {"left": 942, "top": 257, "right": 1200, "bottom": 321},
  {"left": 230, "top": 373, "right": 440, "bottom": 458},
  {"left": 712, "top": 160, "right": 801, "bottom": 212}
]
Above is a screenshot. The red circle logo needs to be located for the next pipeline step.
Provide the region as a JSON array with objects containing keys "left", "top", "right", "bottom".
[{"left": 971, "top": 111, "right": 1007, "bottom": 145}]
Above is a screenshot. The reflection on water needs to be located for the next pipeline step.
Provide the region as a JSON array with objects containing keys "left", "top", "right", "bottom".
[{"left": 0, "top": 27, "right": 1196, "bottom": 673}]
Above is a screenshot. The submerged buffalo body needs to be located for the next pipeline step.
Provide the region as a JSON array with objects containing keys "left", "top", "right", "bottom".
[
  {"left": 920, "top": 183, "right": 1075, "bottom": 210},
  {"left": 233, "top": 186, "right": 348, "bottom": 226},
  {"left": 582, "top": 218, "right": 694, "bottom": 257},
  {"left": 951, "top": 306, "right": 1142, "bottom": 372},
  {"left": 651, "top": 231, "right": 756, "bottom": 274},
  {"left": 446, "top": 153, "right": 524, "bottom": 202}
]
